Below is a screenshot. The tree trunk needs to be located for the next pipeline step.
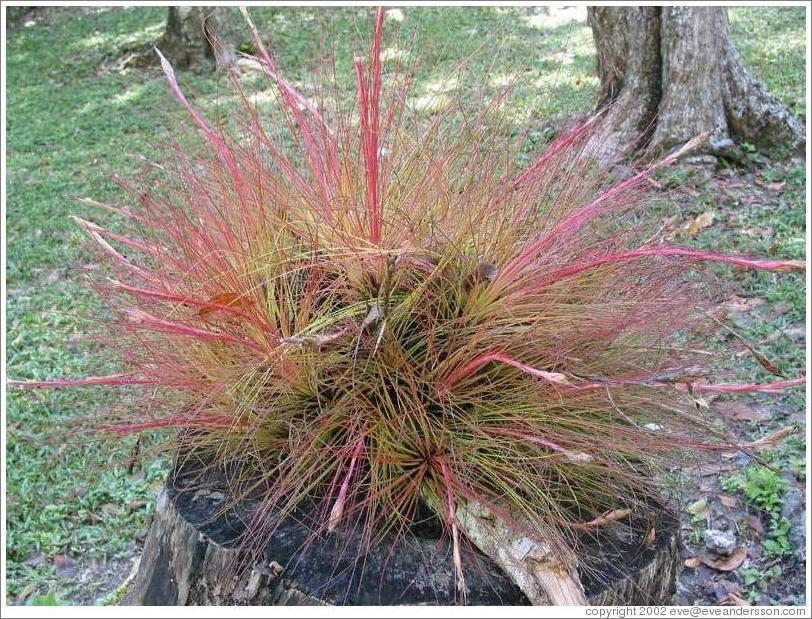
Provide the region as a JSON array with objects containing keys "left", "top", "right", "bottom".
[
  {"left": 157, "top": 7, "right": 243, "bottom": 69},
  {"left": 587, "top": 7, "right": 805, "bottom": 159},
  {"left": 125, "top": 468, "right": 681, "bottom": 606}
]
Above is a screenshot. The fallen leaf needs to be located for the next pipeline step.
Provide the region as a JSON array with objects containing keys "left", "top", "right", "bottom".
[
  {"left": 642, "top": 525, "right": 656, "bottom": 547},
  {"left": 126, "top": 499, "right": 148, "bottom": 512},
  {"left": 718, "top": 494, "right": 738, "bottom": 508},
  {"left": 743, "top": 425, "right": 798, "bottom": 450},
  {"left": 52, "top": 554, "right": 75, "bottom": 568},
  {"left": 583, "top": 508, "right": 631, "bottom": 527},
  {"left": 721, "top": 296, "right": 765, "bottom": 314},
  {"left": 743, "top": 515, "right": 765, "bottom": 537},
  {"left": 23, "top": 553, "right": 46, "bottom": 567},
  {"left": 702, "top": 546, "right": 747, "bottom": 571},
  {"left": 724, "top": 592, "right": 750, "bottom": 606},
  {"left": 657, "top": 216, "right": 682, "bottom": 242},
  {"left": 772, "top": 301, "right": 792, "bottom": 316},
  {"left": 783, "top": 325, "right": 805, "bottom": 342},
  {"left": 16, "top": 582, "right": 37, "bottom": 601},
  {"left": 714, "top": 401, "right": 769, "bottom": 422},
  {"left": 52, "top": 554, "right": 77, "bottom": 576},
  {"left": 686, "top": 210, "right": 715, "bottom": 236},
  {"left": 713, "top": 579, "right": 742, "bottom": 603},
  {"left": 684, "top": 556, "right": 703, "bottom": 568},
  {"left": 750, "top": 348, "right": 785, "bottom": 378},
  {"left": 717, "top": 578, "right": 741, "bottom": 595}
]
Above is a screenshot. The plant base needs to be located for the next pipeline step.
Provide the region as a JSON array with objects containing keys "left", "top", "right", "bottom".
[{"left": 126, "top": 460, "right": 681, "bottom": 605}]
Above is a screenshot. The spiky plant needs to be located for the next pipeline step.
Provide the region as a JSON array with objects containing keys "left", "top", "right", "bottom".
[{"left": 11, "top": 7, "right": 804, "bottom": 603}]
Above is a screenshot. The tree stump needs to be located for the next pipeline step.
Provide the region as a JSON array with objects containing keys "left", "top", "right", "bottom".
[
  {"left": 125, "top": 462, "right": 681, "bottom": 606},
  {"left": 156, "top": 7, "right": 244, "bottom": 69}
]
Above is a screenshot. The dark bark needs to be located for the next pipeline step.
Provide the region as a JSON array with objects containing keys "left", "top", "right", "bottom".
[
  {"left": 587, "top": 7, "right": 805, "bottom": 158},
  {"left": 125, "top": 466, "right": 681, "bottom": 606},
  {"left": 157, "top": 7, "right": 243, "bottom": 69}
]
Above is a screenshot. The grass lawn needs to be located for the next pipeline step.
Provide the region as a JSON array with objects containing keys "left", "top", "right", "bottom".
[{"left": 4, "top": 5, "right": 806, "bottom": 605}]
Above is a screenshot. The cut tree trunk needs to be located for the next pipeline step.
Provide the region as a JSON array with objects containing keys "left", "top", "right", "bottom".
[
  {"left": 125, "top": 463, "right": 681, "bottom": 606},
  {"left": 587, "top": 7, "right": 805, "bottom": 160},
  {"left": 157, "top": 7, "right": 243, "bottom": 69}
]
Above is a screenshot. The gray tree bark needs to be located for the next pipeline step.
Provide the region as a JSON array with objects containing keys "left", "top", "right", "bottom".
[
  {"left": 587, "top": 7, "right": 805, "bottom": 159},
  {"left": 157, "top": 7, "right": 243, "bottom": 69}
]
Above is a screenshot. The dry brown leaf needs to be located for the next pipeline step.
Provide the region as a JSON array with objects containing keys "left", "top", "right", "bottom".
[
  {"left": 721, "top": 295, "right": 765, "bottom": 314},
  {"left": 686, "top": 210, "right": 715, "bottom": 236},
  {"left": 714, "top": 401, "right": 769, "bottom": 422},
  {"left": 744, "top": 425, "right": 798, "bottom": 451},
  {"left": 126, "top": 499, "right": 148, "bottom": 512},
  {"left": 52, "top": 554, "right": 77, "bottom": 576},
  {"left": 783, "top": 325, "right": 805, "bottom": 341},
  {"left": 702, "top": 546, "right": 747, "bottom": 571},
  {"left": 16, "top": 582, "right": 37, "bottom": 601},
  {"left": 724, "top": 592, "right": 750, "bottom": 606},
  {"left": 684, "top": 556, "right": 703, "bottom": 568},
  {"left": 642, "top": 525, "right": 656, "bottom": 547},
  {"left": 750, "top": 348, "right": 785, "bottom": 378},
  {"left": 23, "top": 553, "right": 46, "bottom": 567},
  {"left": 52, "top": 554, "right": 75, "bottom": 569},
  {"left": 584, "top": 508, "right": 631, "bottom": 527},
  {"left": 743, "top": 515, "right": 765, "bottom": 537},
  {"left": 718, "top": 493, "right": 738, "bottom": 508},
  {"left": 100, "top": 503, "right": 119, "bottom": 517}
]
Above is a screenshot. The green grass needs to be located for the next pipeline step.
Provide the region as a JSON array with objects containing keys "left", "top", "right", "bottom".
[
  {"left": 729, "top": 6, "right": 807, "bottom": 118},
  {"left": 722, "top": 451, "right": 796, "bottom": 559},
  {"left": 4, "top": 5, "right": 806, "bottom": 603}
]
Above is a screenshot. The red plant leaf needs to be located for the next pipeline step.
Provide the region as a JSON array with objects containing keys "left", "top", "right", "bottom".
[
  {"left": 7, "top": 373, "right": 156, "bottom": 389},
  {"left": 198, "top": 292, "right": 254, "bottom": 320}
]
